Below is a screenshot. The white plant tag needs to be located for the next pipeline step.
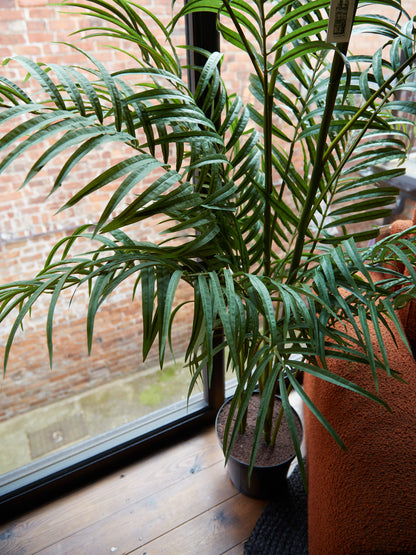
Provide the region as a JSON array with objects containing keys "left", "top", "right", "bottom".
[{"left": 327, "top": 0, "right": 356, "bottom": 43}]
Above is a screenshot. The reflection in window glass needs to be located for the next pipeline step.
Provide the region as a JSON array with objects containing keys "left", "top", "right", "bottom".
[{"left": 0, "top": 1, "right": 198, "bottom": 477}]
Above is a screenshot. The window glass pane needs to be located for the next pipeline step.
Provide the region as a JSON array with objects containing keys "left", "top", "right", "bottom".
[{"left": 0, "top": 0, "right": 202, "bottom": 480}]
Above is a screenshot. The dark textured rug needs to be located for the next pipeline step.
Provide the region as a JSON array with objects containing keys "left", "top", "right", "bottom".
[{"left": 244, "top": 462, "right": 308, "bottom": 554}]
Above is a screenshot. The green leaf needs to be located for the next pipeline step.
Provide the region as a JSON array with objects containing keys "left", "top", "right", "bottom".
[
  {"left": 12, "top": 56, "right": 66, "bottom": 109},
  {"left": 142, "top": 266, "right": 156, "bottom": 360},
  {"left": 159, "top": 270, "right": 182, "bottom": 366},
  {"left": 61, "top": 155, "right": 160, "bottom": 211},
  {"left": 287, "top": 370, "right": 345, "bottom": 450}
]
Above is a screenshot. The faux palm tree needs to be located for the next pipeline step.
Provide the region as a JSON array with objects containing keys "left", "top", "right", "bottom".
[{"left": 1, "top": 0, "right": 416, "bottom": 480}]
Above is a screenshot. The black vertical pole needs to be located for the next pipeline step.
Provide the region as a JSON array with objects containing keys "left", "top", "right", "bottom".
[
  {"left": 185, "top": 8, "right": 224, "bottom": 413},
  {"left": 186, "top": 11, "right": 220, "bottom": 95}
]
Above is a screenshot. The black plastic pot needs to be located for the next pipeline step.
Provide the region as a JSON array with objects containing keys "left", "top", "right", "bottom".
[{"left": 215, "top": 394, "right": 303, "bottom": 499}]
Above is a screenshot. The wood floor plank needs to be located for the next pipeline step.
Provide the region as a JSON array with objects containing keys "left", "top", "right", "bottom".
[
  {"left": 130, "top": 494, "right": 267, "bottom": 555},
  {"left": 0, "top": 428, "right": 266, "bottom": 555},
  {"left": 36, "top": 460, "right": 238, "bottom": 554},
  {"left": 0, "top": 429, "right": 223, "bottom": 555},
  {"left": 223, "top": 541, "right": 246, "bottom": 554}
]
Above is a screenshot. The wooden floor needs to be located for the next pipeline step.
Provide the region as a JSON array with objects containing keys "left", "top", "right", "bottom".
[{"left": 0, "top": 428, "right": 267, "bottom": 554}]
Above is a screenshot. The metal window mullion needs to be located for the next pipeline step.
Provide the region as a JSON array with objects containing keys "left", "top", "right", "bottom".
[{"left": 185, "top": 8, "right": 225, "bottom": 413}]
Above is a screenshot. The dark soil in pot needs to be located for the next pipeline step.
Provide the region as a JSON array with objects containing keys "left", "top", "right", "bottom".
[{"left": 216, "top": 393, "right": 303, "bottom": 498}]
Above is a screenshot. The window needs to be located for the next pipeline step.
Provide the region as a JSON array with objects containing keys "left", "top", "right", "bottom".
[{"left": 0, "top": 3, "right": 226, "bottom": 514}]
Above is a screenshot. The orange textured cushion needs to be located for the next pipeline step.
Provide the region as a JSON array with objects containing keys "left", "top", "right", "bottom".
[{"left": 305, "top": 323, "right": 416, "bottom": 554}]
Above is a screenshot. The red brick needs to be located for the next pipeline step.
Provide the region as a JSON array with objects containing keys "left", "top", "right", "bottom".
[
  {"left": 0, "top": 9, "right": 22, "bottom": 20},
  {"left": 0, "top": 0, "right": 14, "bottom": 8},
  {"left": 26, "top": 19, "right": 47, "bottom": 32},
  {"left": 26, "top": 7, "right": 52, "bottom": 18},
  {"left": 0, "top": 34, "right": 25, "bottom": 45},
  {"left": 18, "top": 0, "right": 47, "bottom": 7},
  {"left": 26, "top": 32, "right": 53, "bottom": 43}
]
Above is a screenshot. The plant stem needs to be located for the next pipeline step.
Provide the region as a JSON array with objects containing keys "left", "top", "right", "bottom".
[
  {"left": 324, "top": 51, "right": 416, "bottom": 165},
  {"left": 220, "top": 0, "right": 264, "bottom": 86},
  {"left": 271, "top": 399, "right": 285, "bottom": 446},
  {"left": 260, "top": 0, "right": 273, "bottom": 444},
  {"left": 290, "top": 49, "right": 416, "bottom": 275},
  {"left": 260, "top": 2, "right": 293, "bottom": 445},
  {"left": 287, "top": 41, "right": 349, "bottom": 283}
]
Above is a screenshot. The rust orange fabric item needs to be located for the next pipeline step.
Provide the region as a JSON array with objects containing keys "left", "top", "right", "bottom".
[{"left": 305, "top": 322, "right": 416, "bottom": 554}]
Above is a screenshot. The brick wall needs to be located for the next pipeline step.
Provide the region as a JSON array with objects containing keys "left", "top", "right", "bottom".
[
  {"left": 0, "top": 0, "right": 415, "bottom": 421},
  {"left": 0, "top": 0, "right": 198, "bottom": 421}
]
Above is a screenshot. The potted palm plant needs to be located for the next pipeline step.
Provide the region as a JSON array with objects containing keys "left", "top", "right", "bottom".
[{"left": 1, "top": 0, "right": 416, "bottom": 497}]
